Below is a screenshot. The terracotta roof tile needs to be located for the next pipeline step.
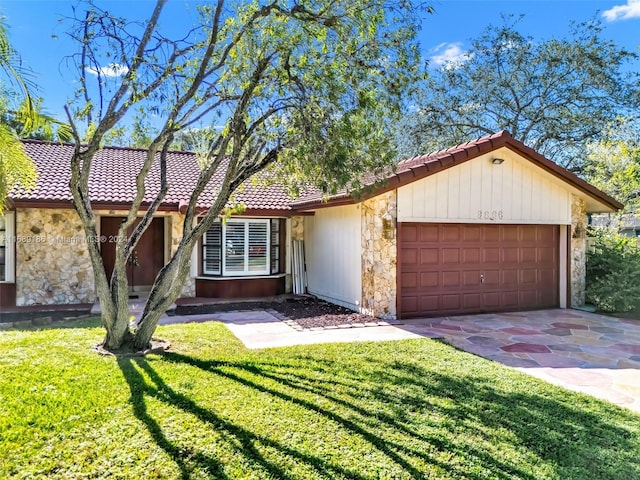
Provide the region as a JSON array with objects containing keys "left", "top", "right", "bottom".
[{"left": 12, "top": 141, "right": 294, "bottom": 211}]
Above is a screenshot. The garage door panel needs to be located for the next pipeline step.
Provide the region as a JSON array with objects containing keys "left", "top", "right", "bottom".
[
  {"left": 520, "top": 247, "right": 537, "bottom": 263},
  {"left": 483, "top": 248, "right": 500, "bottom": 263},
  {"left": 463, "top": 270, "right": 481, "bottom": 286},
  {"left": 420, "top": 295, "right": 440, "bottom": 312},
  {"left": 463, "top": 248, "right": 481, "bottom": 264},
  {"left": 483, "top": 292, "right": 502, "bottom": 308},
  {"left": 502, "top": 269, "right": 518, "bottom": 286},
  {"left": 519, "top": 290, "right": 539, "bottom": 306},
  {"left": 402, "top": 248, "right": 418, "bottom": 265},
  {"left": 403, "top": 224, "right": 419, "bottom": 242},
  {"left": 400, "top": 223, "right": 559, "bottom": 317},
  {"left": 483, "top": 270, "right": 500, "bottom": 286},
  {"left": 402, "top": 296, "right": 418, "bottom": 314},
  {"left": 442, "top": 225, "right": 461, "bottom": 242},
  {"left": 483, "top": 228, "right": 500, "bottom": 242},
  {"left": 521, "top": 226, "right": 539, "bottom": 241},
  {"left": 501, "top": 225, "right": 519, "bottom": 242},
  {"left": 442, "top": 295, "right": 461, "bottom": 310},
  {"left": 442, "top": 271, "right": 461, "bottom": 287},
  {"left": 502, "top": 247, "right": 518, "bottom": 263},
  {"left": 419, "top": 224, "right": 439, "bottom": 242},
  {"left": 538, "top": 248, "right": 556, "bottom": 263},
  {"left": 442, "top": 248, "right": 460, "bottom": 264},
  {"left": 463, "top": 225, "right": 482, "bottom": 241},
  {"left": 421, "top": 272, "right": 439, "bottom": 288},
  {"left": 402, "top": 272, "right": 418, "bottom": 289},
  {"left": 421, "top": 248, "right": 439, "bottom": 264},
  {"left": 520, "top": 269, "right": 537, "bottom": 285},
  {"left": 463, "top": 293, "right": 482, "bottom": 309},
  {"left": 502, "top": 291, "right": 520, "bottom": 307}
]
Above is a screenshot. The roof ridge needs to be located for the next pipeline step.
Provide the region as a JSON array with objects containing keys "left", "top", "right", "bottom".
[{"left": 20, "top": 138, "right": 200, "bottom": 156}]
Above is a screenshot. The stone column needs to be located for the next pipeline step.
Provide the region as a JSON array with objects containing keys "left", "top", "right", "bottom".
[
  {"left": 361, "top": 191, "right": 397, "bottom": 319},
  {"left": 290, "top": 216, "right": 304, "bottom": 241},
  {"left": 168, "top": 212, "right": 196, "bottom": 298},
  {"left": 570, "top": 195, "right": 587, "bottom": 307}
]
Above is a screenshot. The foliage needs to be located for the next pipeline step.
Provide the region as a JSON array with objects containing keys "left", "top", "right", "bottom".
[
  {"left": 584, "top": 122, "right": 640, "bottom": 213},
  {"left": 397, "top": 15, "right": 640, "bottom": 172},
  {"left": 586, "top": 229, "right": 640, "bottom": 312},
  {"left": 63, "top": 0, "right": 431, "bottom": 349},
  {"left": 0, "top": 20, "right": 37, "bottom": 212},
  {"left": 1, "top": 321, "right": 639, "bottom": 479},
  {"left": 0, "top": 20, "right": 71, "bottom": 211}
]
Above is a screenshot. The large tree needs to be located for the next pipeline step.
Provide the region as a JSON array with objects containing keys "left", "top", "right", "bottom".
[
  {"left": 64, "top": 0, "right": 430, "bottom": 350},
  {"left": 584, "top": 122, "right": 640, "bottom": 214},
  {"left": 398, "top": 16, "right": 640, "bottom": 172}
]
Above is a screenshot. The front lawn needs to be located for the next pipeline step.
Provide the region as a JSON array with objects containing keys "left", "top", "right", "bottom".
[{"left": 1, "top": 319, "right": 638, "bottom": 479}]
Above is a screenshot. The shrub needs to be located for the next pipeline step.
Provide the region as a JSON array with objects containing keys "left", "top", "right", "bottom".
[{"left": 586, "top": 229, "right": 640, "bottom": 312}]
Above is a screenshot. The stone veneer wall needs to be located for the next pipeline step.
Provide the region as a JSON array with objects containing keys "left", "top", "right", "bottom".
[
  {"left": 15, "top": 208, "right": 194, "bottom": 305},
  {"left": 361, "top": 191, "right": 397, "bottom": 319},
  {"left": 291, "top": 215, "right": 304, "bottom": 241},
  {"left": 167, "top": 212, "right": 196, "bottom": 298},
  {"left": 571, "top": 195, "right": 587, "bottom": 307},
  {"left": 16, "top": 208, "right": 94, "bottom": 305}
]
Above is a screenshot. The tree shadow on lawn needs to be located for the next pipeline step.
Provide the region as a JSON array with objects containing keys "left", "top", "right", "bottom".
[{"left": 117, "top": 350, "right": 640, "bottom": 480}]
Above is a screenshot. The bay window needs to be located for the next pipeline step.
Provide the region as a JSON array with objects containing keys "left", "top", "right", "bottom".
[{"left": 202, "top": 218, "right": 282, "bottom": 277}]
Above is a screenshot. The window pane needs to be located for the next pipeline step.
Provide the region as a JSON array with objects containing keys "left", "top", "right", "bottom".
[
  {"left": 248, "top": 222, "right": 268, "bottom": 272},
  {"left": 270, "top": 219, "right": 280, "bottom": 273},
  {"left": 225, "top": 222, "right": 246, "bottom": 272},
  {"left": 203, "top": 222, "right": 221, "bottom": 274},
  {"left": 0, "top": 247, "right": 5, "bottom": 281}
]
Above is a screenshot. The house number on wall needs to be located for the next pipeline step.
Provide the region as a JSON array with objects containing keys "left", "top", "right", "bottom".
[{"left": 477, "top": 210, "right": 504, "bottom": 221}]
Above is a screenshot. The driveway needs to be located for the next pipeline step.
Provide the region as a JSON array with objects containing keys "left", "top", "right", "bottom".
[{"left": 400, "top": 309, "right": 640, "bottom": 413}]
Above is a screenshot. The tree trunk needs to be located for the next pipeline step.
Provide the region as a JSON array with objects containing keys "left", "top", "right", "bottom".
[{"left": 132, "top": 244, "right": 194, "bottom": 349}]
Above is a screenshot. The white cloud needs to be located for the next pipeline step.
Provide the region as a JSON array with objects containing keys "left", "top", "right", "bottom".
[
  {"left": 602, "top": 0, "right": 640, "bottom": 21},
  {"left": 85, "top": 63, "right": 129, "bottom": 78},
  {"left": 429, "top": 42, "right": 471, "bottom": 69}
]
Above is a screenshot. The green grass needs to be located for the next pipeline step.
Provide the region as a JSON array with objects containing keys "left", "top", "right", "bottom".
[{"left": 1, "top": 319, "right": 639, "bottom": 479}]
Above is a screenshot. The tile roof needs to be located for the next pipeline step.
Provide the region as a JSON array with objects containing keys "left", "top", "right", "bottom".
[
  {"left": 292, "top": 130, "right": 623, "bottom": 212},
  {"left": 12, "top": 141, "right": 295, "bottom": 211},
  {"left": 10, "top": 131, "right": 623, "bottom": 214}
]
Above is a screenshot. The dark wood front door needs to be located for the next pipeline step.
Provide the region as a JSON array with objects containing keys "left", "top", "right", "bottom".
[
  {"left": 399, "top": 223, "right": 559, "bottom": 318},
  {"left": 100, "top": 217, "right": 165, "bottom": 288}
]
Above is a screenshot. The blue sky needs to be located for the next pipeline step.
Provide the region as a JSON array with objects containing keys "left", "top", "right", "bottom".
[{"left": 0, "top": 0, "right": 639, "bottom": 122}]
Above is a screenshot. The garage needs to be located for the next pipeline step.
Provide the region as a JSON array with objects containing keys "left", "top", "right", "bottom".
[
  {"left": 399, "top": 223, "right": 559, "bottom": 318},
  {"left": 295, "top": 131, "right": 622, "bottom": 320}
]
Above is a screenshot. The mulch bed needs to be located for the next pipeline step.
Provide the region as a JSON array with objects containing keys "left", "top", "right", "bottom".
[{"left": 174, "top": 296, "right": 378, "bottom": 329}]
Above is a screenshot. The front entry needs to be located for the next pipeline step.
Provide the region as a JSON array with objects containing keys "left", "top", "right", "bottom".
[{"left": 100, "top": 217, "right": 165, "bottom": 289}]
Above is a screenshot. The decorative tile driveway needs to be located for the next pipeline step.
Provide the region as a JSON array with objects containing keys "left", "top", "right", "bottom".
[{"left": 401, "top": 310, "right": 640, "bottom": 413}]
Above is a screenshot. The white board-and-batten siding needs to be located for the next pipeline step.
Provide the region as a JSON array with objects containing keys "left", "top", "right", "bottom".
[
  {"left": 304, "top": 204, "right": 361, "bottom": 311},
  {"left": 397, "top": 147, "right": 572, "bottom": 225}
]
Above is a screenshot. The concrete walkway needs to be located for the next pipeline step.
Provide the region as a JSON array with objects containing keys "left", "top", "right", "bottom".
[
  {"left": 155, "top": 306, "right": 640, "bottom": 413},
  {"left": 159, "top": 309, "right": 432, "bottom": 346}
]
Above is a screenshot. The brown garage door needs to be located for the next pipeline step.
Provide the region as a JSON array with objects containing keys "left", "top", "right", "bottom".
[{"left": 399, "top": 223, "right": 559, "bottom": 318}]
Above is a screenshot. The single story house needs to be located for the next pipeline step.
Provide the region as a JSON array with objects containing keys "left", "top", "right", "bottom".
[{"left": 0, "top": 131, "right": 622, "bottom": 319}]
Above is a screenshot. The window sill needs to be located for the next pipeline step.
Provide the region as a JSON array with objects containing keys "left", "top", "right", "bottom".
[{"left": 196, "top": 273, "right": 287, "bottom": 281}]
